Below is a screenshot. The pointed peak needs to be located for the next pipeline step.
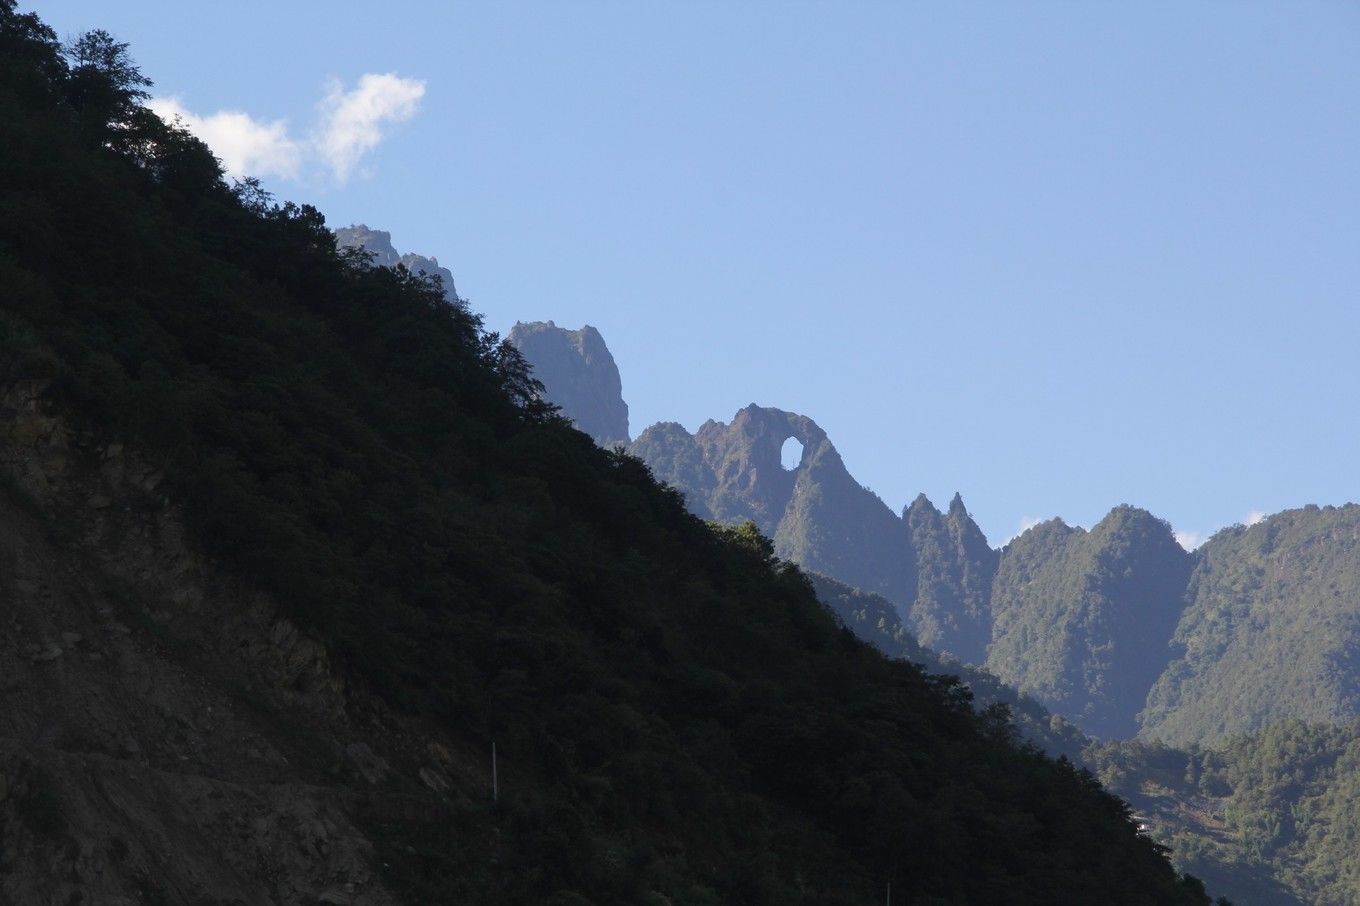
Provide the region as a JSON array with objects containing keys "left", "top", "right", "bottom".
[
  {"left": 945, "top": 492, "right": 993, "bottom": 549},
  {"left": 904, "top": 493, "right": 940, "bottom": 520}
]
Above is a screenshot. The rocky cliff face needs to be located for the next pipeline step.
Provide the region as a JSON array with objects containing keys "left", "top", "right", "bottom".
[
  {"left": 629, "top": 402, "right": 1206, "bottom": 739},
  {"left": 506, "top": 321, "right": 630, "bottom": 446},
  {"left": 334, "top": 225, "right": 458, "bottom": 301},
  {"left": 0, "top": 382, "right": 477, "bottom": 905},
  {"left": 631, "top": 405, "right": 916, "bottom": 608},
  {"left": 628, "top": 405, "right": 1015, "bottom": 665}
]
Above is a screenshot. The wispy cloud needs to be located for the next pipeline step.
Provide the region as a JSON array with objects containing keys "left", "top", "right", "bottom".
[
  {"left": 150, "top": 73, "right": 425, "bottom": 185},
  {"left": 1244, "top": 510, "right": 1267, "bottom": 526},
  {"left": 1175, "top": 529, "right": 1206, "bottom": 551},
  {"left": 149, "top": 98, "right": 302, "bottom": 181},
  {"left": 1001, "top": 516, "right": 1045, "bottom": 544},
  {"left": 314, "top": 74, "right": 425, "bottom": 182}
]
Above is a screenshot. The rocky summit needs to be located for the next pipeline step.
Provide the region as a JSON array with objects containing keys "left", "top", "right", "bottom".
[
  {"left": 334, "top": 224, "right": 458, "bottom": 302},
  {"left": 628, "top": 405, "right": 1004, "bottom": 667},
  {"left": 507, "top": 321, "right": 630, "bottom": 446}
]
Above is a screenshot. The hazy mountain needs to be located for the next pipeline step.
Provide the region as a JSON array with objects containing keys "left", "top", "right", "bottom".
[
  {"left": 333, "top": 223, "right": 458, "bottom": 301},
  {"left": 626, "top": 421, "right": 717, "bottom": 517},
  {"left": 506, "top": 320, "right": 630, "bottom": 446},
  {"left": 904, "top": 492, "right": 997, "bottom": 665},
  {"left": 631, "top": 405, "right": 917, "bottom": 609},
  {"left": 987, "top": 506, "right": 1193, "bottom": 740},
  {"left": 1141, "top": 504, "right": 1360, "bottom": 747}
]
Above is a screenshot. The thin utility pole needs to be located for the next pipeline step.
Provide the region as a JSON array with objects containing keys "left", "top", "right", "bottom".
[{"left": 886, "top": 881, "right": 891, "bottom": 906}]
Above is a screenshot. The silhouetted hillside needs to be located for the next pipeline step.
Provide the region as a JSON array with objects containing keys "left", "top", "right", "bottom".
[{"left": 0, "top": 5, "right": 1215, "bottom": 902}]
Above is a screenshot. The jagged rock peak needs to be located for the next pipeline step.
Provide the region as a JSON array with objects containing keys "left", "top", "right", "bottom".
[
  {"left": 507, "top": 321, "right": 630, "bottom": 446},
  {"left": 333, "top": 223, "right": 458, "bottom": 301},
  {"left": 904, "top": 489, "right": 995, "bottom": 666},
  {"left": 696, "top": 404, "right": 832, "bottom": 474},
  {"left": 630, "top": 403, "right": 914, "bottom": 608},
  {"left": 905, "top": 493, "right": 940, "bottom": 520},
  {"left": 946, "top": 493, "right": 993, "bottom": 550}
]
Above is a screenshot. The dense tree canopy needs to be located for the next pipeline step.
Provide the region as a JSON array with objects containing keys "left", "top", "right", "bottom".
[{"left": 1090, "top": 722, "right": 1360, "bottom": 906}]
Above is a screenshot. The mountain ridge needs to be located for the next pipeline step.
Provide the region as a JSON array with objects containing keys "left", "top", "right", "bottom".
[{"left": 513, "top": 320, "right": 1360, "bottom": 764}]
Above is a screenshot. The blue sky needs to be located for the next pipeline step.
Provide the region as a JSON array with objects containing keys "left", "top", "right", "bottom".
[{"left": 32, "top": 1, "right": 1360, "bottom": 547}]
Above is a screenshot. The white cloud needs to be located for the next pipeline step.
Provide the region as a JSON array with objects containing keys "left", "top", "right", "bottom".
[
  {"left": 1175, "top": 529, "right": 1206, "bottom": 551},
  {"left": 1244, "top": 510, "right": 1267, "bottom": 527},
  {"left": 314, "top": 74, "right": 425, "bottom": 182},
  {"left": 149, "top": 72, "right": 425, "bottom": 185},
  {"left": 1001, "top": 516, "right": 1045, "bottom": 544},
  {"left": 150, "top": 97, "right": 302, "bottom": 181}
]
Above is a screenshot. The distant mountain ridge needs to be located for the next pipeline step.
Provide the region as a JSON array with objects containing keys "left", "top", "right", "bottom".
[
  {"left": 1142, "top": 503, "right": 1360, "bottom": 746},
  {"left": 632, "top": 405, "right": 916, "bottom": 615},
  {"left": 332, "top": 234, "right": 1360, "bottom": 902},
  {"left": 510, "top": 320, "right": 1360, "bottom": 754},
  {"left": 987, "top": 506, "right": 1194, "bottom": 739}
]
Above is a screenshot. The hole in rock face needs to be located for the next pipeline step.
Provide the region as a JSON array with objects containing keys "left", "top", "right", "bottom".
[{"left": 780, "top": 436, "right": 804, "bottom": 471}]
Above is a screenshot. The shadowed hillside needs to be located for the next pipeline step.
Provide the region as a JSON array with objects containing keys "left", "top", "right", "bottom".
[{"left": 0, "top": 5, "right": 1217, "bottom": 903}]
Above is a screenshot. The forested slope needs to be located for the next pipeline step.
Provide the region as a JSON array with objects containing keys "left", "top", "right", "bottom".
[
  {"left": 809, "top": 572, "right": 1088, "bottom": 761},
  {"left": 0, "top": 5, "right": 1217, "bottom": 903},
  {"left": 986, "top": 506, "right": 1192, "bottom": 739},
  {"left": 1142, "top": 505, "right": 1360, "bottom": 747},
  {"left": 1089, "top": 721, "right": 1360, "bottom": 906}
]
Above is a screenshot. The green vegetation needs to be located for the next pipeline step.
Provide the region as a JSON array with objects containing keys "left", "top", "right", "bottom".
[
  {"left": 0, "top": 5, "right": 1219, "bottom": 901},
  {"left": 810, "top": 571, "right": 1088, "bottom": 761},
  {"left": 904, "top": 493, "right": 996, "bottom": 665},
  {"left": 1088, "top": 721, "right": 1360, "bottom": 906},
  {"left": 1141, "top": 505, "right": 1360, "bottom": 747},
  {"left": 627, "top": 421, "right": 719, "bottom": 519},
  {"left": 987, "top": 506, "right": 1192, "bottom": 739}
]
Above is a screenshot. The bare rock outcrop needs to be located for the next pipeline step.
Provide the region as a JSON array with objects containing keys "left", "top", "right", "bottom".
[
  {"left": 632, "top": 404, "right": 915, "bottom": 609},
  {"left": 334, "top": 225, "right": 458, "bottom": 302},
  {"left": 507, "top": 321, "right": 630, "bottom": 446}
]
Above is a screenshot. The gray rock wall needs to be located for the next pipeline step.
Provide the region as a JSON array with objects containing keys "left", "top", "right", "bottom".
[{"left": 507, "top": 321, "right": 630, "bottom": 446}]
